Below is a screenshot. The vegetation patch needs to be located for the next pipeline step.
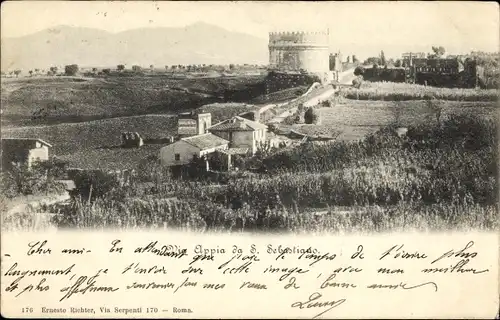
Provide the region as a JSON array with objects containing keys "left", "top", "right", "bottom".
[{"left": 344, "top": 81, "right": 498, "bottom": 101}]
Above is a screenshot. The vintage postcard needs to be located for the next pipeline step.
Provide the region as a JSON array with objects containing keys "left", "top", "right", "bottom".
[{"left": 1, "top": 1, "right": 499, "bottom": 318}]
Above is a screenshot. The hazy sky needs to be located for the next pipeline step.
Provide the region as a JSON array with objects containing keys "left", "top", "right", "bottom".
[{"left": 1, "top": 1, "right": 498, "bottom": 59}]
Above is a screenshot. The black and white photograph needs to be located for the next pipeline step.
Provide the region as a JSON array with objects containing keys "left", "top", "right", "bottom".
[
  {"left": 1, "top": 1, "right": 498, "bottom": 233},
  {"left": 0, "top": 1, "right": 498, "bottom": 318}
]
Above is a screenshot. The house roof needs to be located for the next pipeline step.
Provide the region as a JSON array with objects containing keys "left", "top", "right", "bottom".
[
  {"left": 1, "top": 138, "right": 53, "bottom": 147},
  {"left": 208, "top": 116, "right": 268, "bottom": 132},
  {"left": 181, "top": 133, "right": 229, "bottom": 150},
  {"left": 219, "top": 148, "right": 250, "bottom": 155}
]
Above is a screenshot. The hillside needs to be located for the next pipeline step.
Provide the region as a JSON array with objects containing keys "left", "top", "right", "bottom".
[
  {"left": 1, "top": 114, "right": 177, "bottom": 170},
  {"left": 1, "top": 23, "right": 268, "bottom": 71},
  {"left": 1, "top": 74, "right": 266, "bottom": 126}
]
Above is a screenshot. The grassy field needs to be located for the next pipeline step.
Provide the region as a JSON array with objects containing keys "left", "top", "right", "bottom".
[
  {"left": 287, "top": 99, "right": 498, "bottom": 141},
  {"left": 1, "top": 74, "right": 266, "bottom": 127},
  {"left": 249, "top": 85, "right": 308, "bottom": 104},
  {"left": 3, "top": 98, "right": 497, "bottom": 170},
  {"left": 2, "top": 114, "right": 176, "bottom": 170},
  {"left": 344, "top": 81, "right": 499, "bottom": 101}
]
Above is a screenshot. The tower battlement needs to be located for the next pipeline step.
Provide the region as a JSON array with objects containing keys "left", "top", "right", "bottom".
[
  {"left": 269, "top": 30, "right": 329, "bottom": 47},
  {"left": 268, "top": 30, "right": 330, "bottom": 74},
  {"left": 268, "top": 30, "right": 329, "bottom": 36}
]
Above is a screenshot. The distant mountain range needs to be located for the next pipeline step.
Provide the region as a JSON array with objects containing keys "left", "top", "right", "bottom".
[{"left": 1, "top": 22, "right": 269, "bottom": 71}]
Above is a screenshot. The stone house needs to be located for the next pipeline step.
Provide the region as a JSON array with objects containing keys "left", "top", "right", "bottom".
[
  {"left": 177, "top": 112, "right": 212, "bottom": 138},
  {"left": 1, "top": 138, "right": 52, "bottom": 170},
  {"left": 159, "top": 133, "right": 229, "bottom": 168},
  {"left": 207, "top": 116, "right": 268, "bottom": 155}
]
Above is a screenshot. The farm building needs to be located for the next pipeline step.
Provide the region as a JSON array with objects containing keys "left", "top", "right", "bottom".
[
  {"left": 159, "top": 133, "right": 229, "bottom": 167},
  {"left": 1, "top": 138, "right": 52, "bottom": 170},
  {"left": 121, "top": 132, "right": 144, "bottom": 148},
  {"left": 208, "top": 116, "right": 268, "bottom": 155},
  {"left": 177, "top": 112, "right": 212, "bottom": 138}
]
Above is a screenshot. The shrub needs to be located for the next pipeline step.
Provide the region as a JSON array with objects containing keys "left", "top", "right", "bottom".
[
  {"left": 70, "top": 170, "right": 123, "bottom": 201},
  {"left": 0, "top": 161, "right": 66, "bottom": 198},
  {"left": 64, "top": 64, "right": 79, "bottom": 76},
  {"left": 304, "top": 107, "right": 321, "bottom": 124},
  {"left": 354, "top": 66, "right": 365, "bottom": 76},
  {"left": 352, "top": 77, "right": 363, "bottom": 89}
]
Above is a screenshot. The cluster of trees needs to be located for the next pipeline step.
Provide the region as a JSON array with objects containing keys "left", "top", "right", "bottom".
[
  {"left": 0, "top": 159, "right": 67, "bottom": 199},
  {"left": 110, "top": 63, "right": 263, "bottom": 73},
  {"left": 363, "top": 51, "right": 395, "bottom": 68},
  {"left": 2, "top": 62, "right": 267, "bottom": 78},
  {"left": 428, "top": 46, "right": 446, "bottom": 59},
  {"left": 362, "top": 46, "right": 449, "bottom": 69}
]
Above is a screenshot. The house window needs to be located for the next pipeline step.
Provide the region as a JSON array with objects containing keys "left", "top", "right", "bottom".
[{"left": 175, "top": 154, "right": 180, "bottom": 161}]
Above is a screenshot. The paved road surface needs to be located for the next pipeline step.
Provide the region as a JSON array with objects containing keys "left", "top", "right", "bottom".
[{"left": 268, "top": 68, "right": 356, "bottom": 124}]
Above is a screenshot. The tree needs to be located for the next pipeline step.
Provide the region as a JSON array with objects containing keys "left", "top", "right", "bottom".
[
  {"left": 364, "top": 57, "right": 382, "bottom": 66},
  {"left": 132, "top": 65, "right": 142, "bottom": 72},
  {"left": 304, "top": 107, "right": 321, "bottom": 124},
  {"left": 352, "top": 55, "right": 359, "bottom": 63},
  {"left": 424, "top": 97, "right": 443, "bottom": 125},
  {"left": 117, "top": 64, "right": 125, "bottom": 71},
  {"left": 354, "top": 66, "right": 365, "bottom": 76},
  {"left": 431, "top": 46, "right": 446, "bottom": 58},
  {"left": 150, "top": 64, "right": 154, "bottom": 70},
  {"left": 165, "top": 65, "right": 169, "bottom": 71},
  {"left": 102, "top": 68, "right": 111, "bottom": 75},
  {"left": 34, "top": 68, "right": 40, "bottom": 74},
  {"left": 229, "top": 64, "right": 235, "bottom": 70},
  {"left": 92, "top": 67, "right": 98, "bottom": 73},
  {"left": 29, "top": 70, "right": 33, "bottom": 77},
  {"left": 14, "top": 70, "right": 21, "bottom": 77},
  {"left": 394, "top": 59, "right": 402, "bottom": 67},
  {"left": 50, "top": 66, "right": 58, "bottom": 75},
  {"left": 0, "top": 160, "right": 66, "bottom": 198},
  {"left": 346, "top": 56, "right": 350, "bottom": 63},
  {"left": 64, "top": 64, "right": 79, "bottom": 76},
  {"left": 380, "top": 50, "right": 386, "bottom": 66},
  {"left": 352, "top": 77, "right": 363, "bottom": 89}
]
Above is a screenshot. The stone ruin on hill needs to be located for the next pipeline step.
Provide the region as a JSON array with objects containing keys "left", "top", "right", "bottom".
[{"left": 121, "top": 132, "right": 144, "bottom": 148}]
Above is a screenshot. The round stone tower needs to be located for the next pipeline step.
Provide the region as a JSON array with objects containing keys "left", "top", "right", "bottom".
[{"left": 268, "top": 30, "right": 330, "bottom": 73}]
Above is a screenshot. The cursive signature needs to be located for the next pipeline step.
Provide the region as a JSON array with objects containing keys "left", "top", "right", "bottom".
[
  {"left": 59, "top": 269, "right": 118, "bottom": 302},
  {"left": 291, "top": 292, "right": 346, "bottom": 319}
]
